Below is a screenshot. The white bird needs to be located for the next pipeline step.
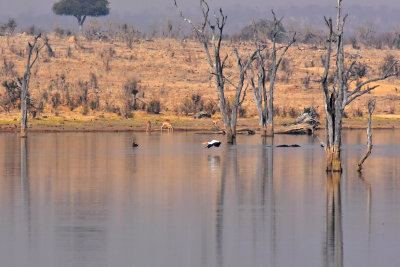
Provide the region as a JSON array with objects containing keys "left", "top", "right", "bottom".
[{"left": 203, "top": 140, "right": 221, "bottom": 148}]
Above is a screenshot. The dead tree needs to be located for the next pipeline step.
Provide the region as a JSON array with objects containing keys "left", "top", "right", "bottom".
[
  {"left": 15, "top": 34, "right": 43, "bottom": 137},
  {"left": 321, "top": 0, "right": 398, "bottom": 172},
  {"left": 247, "top": 11, "right": 296, "bottom": 136},
  {"left": 174, "top": 0, "right": 256, "bottom": 143},
  {"left": 357, "top": 99, "right": 376, "bottom": 172},
  {"left": 43, "top": 36, "right": 55, "bottom": 58}
]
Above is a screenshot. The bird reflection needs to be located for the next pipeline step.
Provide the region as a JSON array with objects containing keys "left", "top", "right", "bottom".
[
  {"left": 215, "top": 148, "right": 229, "bottom": 267},
  {"left": 323, "top": 172, "right": 343, "bottom": 267},
  {"left": 208, "top": 155, "right": 221, "bottom": 173}
]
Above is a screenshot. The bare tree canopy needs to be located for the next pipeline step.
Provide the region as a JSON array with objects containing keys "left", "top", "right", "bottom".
[
  {"left": 321, "top": 0, "right": 399, "bottom": 172},
  {"left": 247, "top": 10, "right": 296, "bottom": 136},
  {"left": 174, "top": 0, "right": 256, "bottom": 144}
]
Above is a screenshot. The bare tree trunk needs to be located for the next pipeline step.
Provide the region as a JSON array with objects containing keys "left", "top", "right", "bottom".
[
  {"left": 267, "top": 48, "right": 276, "bottom": 137},
  {"left": 247, "top": 11, "right": 295, "bottom": 138},
  {"left": 226, "top": 129, "right": 236, "bottom": 144},
  {"left": 20, "top": 80, "right": 28, "bottom": 138},
  {"left": 266, "top": 75, "right": 275, "bottom": 136},
  {"left": 16, "top": 34, "right": 42, "bottom": 138},
  {"left": 357, "top": 99, "right": 376, "bottom": 172},
  {"left": 320, "top": 0, "right": 397, "bottom": 172},
  {"left": 76, "top": 15, "right": 87, "bottom": 35}
]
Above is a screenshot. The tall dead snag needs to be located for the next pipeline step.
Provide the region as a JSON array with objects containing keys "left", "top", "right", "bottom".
[
  {"left": 321, "top": 0, "right": 398, "bottom": 172},
  {"left": 175, "top": 0, "right": 255, "bottom": 143},
  {"left": 247, "top": 11, "right": 296, "bottom": 137},
  {"left": 15, "top": 34, "right": 43, "bottom": 138},
  {"left": 357, "top": 99, "right": 376, "bottom": 172}
]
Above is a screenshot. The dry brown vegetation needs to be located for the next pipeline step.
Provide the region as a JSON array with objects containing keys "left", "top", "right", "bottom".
[{"left": 1, "top": 33, "right": 400, "bottom": 130}]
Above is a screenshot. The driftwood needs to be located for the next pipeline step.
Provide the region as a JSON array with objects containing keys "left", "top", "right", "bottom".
[
  {"left": 195, "top": 129, "right": 255, "bottom": 135},
  {"left": 276, "top": 108, "right": 319, "bottom": 135},
  {"left": 237, "top": 129, "right": 255, "bottom": 135}
]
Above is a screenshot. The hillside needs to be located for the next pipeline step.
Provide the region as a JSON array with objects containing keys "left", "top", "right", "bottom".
[{"left": 0, "top": 34, "right": 400, "bottom": 130}]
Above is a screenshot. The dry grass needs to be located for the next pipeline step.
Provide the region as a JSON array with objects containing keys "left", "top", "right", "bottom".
[{"left": 0, "top": 34, "right": 400, "bottom": 130}]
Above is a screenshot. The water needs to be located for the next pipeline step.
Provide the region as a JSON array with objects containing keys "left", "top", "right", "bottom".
[{"left": 0, "top": 130, "right": 399, "bottom": 267}]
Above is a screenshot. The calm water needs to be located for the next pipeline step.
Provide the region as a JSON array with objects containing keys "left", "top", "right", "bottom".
[{"left": 0, "top": 130, "right": 399, "bottom": 267}]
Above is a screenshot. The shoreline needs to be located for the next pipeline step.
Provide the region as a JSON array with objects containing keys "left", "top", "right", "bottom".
[{"left": 0, "top": 116, "right": 399, "bottom": 134}]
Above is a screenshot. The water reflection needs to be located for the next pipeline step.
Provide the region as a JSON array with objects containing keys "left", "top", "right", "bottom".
[
  {"left": 20, "top": 138, "right": 32, "bottom": 252},
  {"left": 357, "top": 172, "right": 372, "bottom": 242},
  {"left": 215, "top": 149, "right": 228, "bottom": 267},
  {"left": 324, "top": 172, "right": 343, "bottom": 267},
  {"left": 215, "top": 138, "right": 277, "bottom": 267},
  {"left": 0, "top": 131, "right": 399, "bottom": 267}
]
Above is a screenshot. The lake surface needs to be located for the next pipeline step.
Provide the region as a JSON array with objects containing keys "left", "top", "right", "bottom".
[{"left": 0, "top": 130, "right": 399, "bottom": 267}]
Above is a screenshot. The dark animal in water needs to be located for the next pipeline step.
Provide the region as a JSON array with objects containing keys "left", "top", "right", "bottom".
[{"left": 276, "top": 144, "right": 301, "bottom": 148}]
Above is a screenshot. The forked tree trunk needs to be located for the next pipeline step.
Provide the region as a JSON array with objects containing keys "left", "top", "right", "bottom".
[
  {"left": 76, "top": 15, "right": 87, "bottom": 35},
  {"left": 247, "top": 11, "right": 295, "bottom": 138}
]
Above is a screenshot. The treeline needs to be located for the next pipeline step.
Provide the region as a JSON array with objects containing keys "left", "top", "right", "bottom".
[{"left": 3, "top": 16, "right": 400, "bottom": 49}]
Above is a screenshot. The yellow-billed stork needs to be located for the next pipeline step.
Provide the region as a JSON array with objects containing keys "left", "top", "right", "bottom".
[{"left": 203, "top": 140, "right": 221, "bottom": 148}]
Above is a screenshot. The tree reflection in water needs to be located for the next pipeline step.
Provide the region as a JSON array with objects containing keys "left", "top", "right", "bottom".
[
  {"left": 213, "top": 138, "right": 276, "bottom": 267},
  {"left": 357, "top": 172, "right": 372, "bottom": 243},
  {"left": 20, "top": 138, "right": 32, "bottom": 248},
  {"left": 324, "top": 172, "right": 343, "bottom": 267}
]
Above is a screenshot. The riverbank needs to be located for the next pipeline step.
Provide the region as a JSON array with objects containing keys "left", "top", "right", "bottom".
[{"left": 0, "top": 111, "right": 399, "bottom": 133}]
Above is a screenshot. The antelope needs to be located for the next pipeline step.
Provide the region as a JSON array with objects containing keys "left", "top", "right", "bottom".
[
  {"left": 161, "top": 120, "right": 174, "bottom": 132},
  {"left": 146, "top": 120, "right": 152, "bottom": 132},
  {"left": 212, "top": 118, "right": 219, "bottom": 129}
]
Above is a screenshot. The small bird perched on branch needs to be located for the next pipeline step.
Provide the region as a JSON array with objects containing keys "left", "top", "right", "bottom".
[{"left": 203, "top": 140, "right": 221, "bottom": 148}]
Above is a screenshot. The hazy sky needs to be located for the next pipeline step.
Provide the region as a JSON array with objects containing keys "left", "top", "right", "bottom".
[
  {"left": 1, "top": 0, "right": 400, "bottom": 15},
  {"left": 1, "top": 0, "right": 400, "bottom": 33}
]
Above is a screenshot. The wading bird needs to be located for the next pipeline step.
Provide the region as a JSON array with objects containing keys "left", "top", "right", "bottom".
[{"left": 203, "top": 140, "right": 221, "bottom": 148}]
